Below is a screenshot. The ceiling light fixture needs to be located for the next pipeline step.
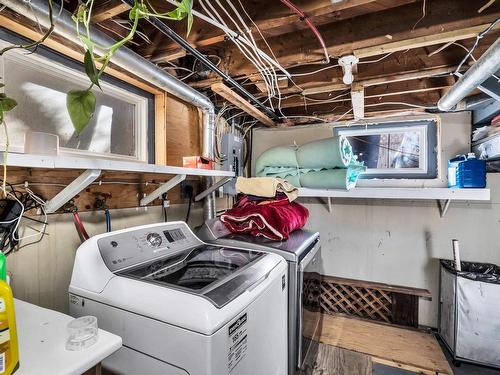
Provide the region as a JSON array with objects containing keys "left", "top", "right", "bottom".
[{"left": 338, "top": 55, "right": 359, "bottom": 85}]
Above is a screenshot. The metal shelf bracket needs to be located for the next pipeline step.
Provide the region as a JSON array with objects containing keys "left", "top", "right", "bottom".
[
  {"left": 140, "top": 174, "right": 187, "bottom": 206},
  {"left": 438, "top": 199, "right": 451, "bottom": 218},
  {"left": 45, "top": 169, "right": 102, "bottom": 214},
  {"left": 195, "top": 177, "right": 234, "bottom": 202}
]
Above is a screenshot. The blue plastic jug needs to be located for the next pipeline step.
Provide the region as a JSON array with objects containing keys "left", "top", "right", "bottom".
[{"left": 448, "top": 153, "right": 486, "bottom": 188}]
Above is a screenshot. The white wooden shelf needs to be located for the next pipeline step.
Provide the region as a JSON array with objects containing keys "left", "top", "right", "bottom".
[
  {"left": 298, "top": 187, "right": 490, "bottom": 200},
  {"left": 5, "top": 152, "right": 234, "bottom": 177},
  {"left": 298, "top": 187, "right": 491, "bottom": 218},
  {"left": 6, "top": 153, "right": 234, "bottom": 212}
]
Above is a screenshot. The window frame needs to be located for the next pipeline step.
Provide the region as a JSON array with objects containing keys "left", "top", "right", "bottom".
[
  {"left": 0, "top": 32, "right": 153, "bottom": 163},
  {"left": 334, "top": 119, "right": 438, "bottom": 179}
]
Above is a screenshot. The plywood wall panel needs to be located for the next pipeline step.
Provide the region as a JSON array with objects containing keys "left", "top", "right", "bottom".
[{"left": 166, "top": 95, "right": 201, "bottom": 166}]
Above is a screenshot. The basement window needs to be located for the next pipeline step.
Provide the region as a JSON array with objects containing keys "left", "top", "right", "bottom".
[
  {"left": 334, "top": 120, "right": 438, "bottom": 179},
  {"left": 0, "top": 35, "right": 152, "bottom": 162}
]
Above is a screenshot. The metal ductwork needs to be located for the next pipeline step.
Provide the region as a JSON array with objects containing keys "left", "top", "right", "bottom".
[
  {"left": 0, "top": 0, "right": 215, "bottom": 162},
  {"left": 438, "top": 38, "right": 500, "bottom": 112},
  {"left": 1, "top": 0, "right": 218, "bottom": 219}
]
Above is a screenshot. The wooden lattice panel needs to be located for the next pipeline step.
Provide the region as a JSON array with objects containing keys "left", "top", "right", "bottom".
[
  {"left": 304, "top": 276, "right": 431, "bottom": 327},
  {"left": 319, "top": 281, "right": 392, "bottom": 323}
]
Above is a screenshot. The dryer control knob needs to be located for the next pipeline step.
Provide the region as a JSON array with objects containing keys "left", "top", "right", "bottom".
[{"left": 146, "top": 232, "right": 163, "bottom": 247}]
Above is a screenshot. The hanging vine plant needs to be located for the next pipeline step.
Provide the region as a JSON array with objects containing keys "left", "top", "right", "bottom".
[
  {"left": 0, "top": 0, "right": 193, "bottom": 194},
  {"left": 68, "top": 0, "right": 194, "bottom": 134}
]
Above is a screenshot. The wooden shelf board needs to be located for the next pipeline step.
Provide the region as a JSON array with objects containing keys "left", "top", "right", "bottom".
[
  {"left": 298, "top": 187, "right": 490, "bottom": 201},
  {"left": 304, "top": 312, "right": 453, "bottom": 375},
  {"left": 5, "top": 153, "right": 234, "bottom": 178}
]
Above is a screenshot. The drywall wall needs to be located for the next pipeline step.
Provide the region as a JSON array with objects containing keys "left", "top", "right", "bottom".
[
  {"left": 252, "top": 112, "right": 499, "bottom": 327},
  {"left": 9, "top": 204, "right": 203, "bottom": 314}
]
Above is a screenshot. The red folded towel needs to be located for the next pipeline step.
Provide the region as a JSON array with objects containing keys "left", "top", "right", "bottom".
[{"left": 220, "top": 195, "right": 309, "bottom": 240}]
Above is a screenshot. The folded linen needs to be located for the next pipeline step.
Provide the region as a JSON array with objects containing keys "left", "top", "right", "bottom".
[
  {"left": 220, "top": 195, "right": 309, "bottom": 241},
  {"left": 235, "top": 176, "right": 299, "bottom": 202}
]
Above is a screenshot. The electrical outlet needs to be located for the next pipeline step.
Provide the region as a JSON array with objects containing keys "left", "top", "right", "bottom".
[{"left": 180, "top": 181, "right": 194, "bottom": 199}]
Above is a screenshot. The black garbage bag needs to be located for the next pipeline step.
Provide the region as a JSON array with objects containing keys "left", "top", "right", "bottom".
[{"left": 441, "top": 259, "right": 500, "bottom": 284}]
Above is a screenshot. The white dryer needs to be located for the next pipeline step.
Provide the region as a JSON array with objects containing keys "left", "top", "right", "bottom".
[{"left": 69, "top": 221, "right": 288, "bottom": 375}]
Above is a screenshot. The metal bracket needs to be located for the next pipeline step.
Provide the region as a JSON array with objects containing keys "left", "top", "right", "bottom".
[
  {"left": 140, "top": 174, "right": 187, "bottom": 206},
  {"left": 194, "top": 177, "right": 234, "bottom": 202},
  {"left": 45, "top": 169, "right": 101, "bottom": 214},
  {"left": 438, "top": 199, "right": 451, "bottom": 218}
]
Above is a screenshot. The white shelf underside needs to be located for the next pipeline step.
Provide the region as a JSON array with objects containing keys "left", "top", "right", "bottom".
[
  {"left": 5, "top": 153, "right": 235, "bottom": 177},
  {"left": 298, "top": 187, "right": 491, "bottom": 201}
]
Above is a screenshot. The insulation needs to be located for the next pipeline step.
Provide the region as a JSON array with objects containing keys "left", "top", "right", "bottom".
[{"left": 254, "top": 136, "right": 365, "bottom": 190}]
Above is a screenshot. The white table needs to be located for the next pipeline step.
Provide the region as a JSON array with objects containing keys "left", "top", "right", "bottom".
[{"left": 14, "top": 299, "right": 122, "bottom": 375}]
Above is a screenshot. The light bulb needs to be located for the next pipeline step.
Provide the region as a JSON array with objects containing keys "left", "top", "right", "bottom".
[{"left": 343, "top": 71, "right": 354, "bottom": 85}]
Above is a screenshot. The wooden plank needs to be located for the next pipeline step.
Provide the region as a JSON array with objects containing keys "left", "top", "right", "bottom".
[
  {"left": 92, "top": 0, "right": 131, "bottom": 23},
  {"left": 310, "top": 313, "right": 453, "bottom": 374},
  {"left": 211, "top": 83, "right": 277, "bottom": 126},
  {"left": 300, "top": 344, "right": 372, "bottom": 375},
  {"left": 0, "top": 13, "right": 161, "bottom": 95},
  {"left": 155, "top": 93, "right": 168, "bottom": 165},
  {"left": 166, "top": 95, "right": 202, "bottom": 166},
  {"left": 321, "top": 275, "right": 432, "bottom": 299},
  {"left": 391, "top": 293, "right": 419, "bottom": 328},
  {"left": 354, "top": 23, "right": 500, "bottom": 58}
]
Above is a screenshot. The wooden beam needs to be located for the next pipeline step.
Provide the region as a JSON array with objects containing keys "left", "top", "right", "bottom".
[
  {"left": 92, "top": 0, "right": 131, "bottom": 23},
  {"left": 155, "top": 93, "right": 168, "bottom": 165},
  {"left": 151, "top": 48, "right": 187, "bottom": 63},
  {"left": 354, "top": 23, "right": 500, "bottom": 58},
  {"left": 222, "top": 0, "right": 500, "bottom": 75},
  {"left": 211, "top": 83, "right": 277, "bottom": 126},
  {"left": 149, "top": 0, "right": 415, "bottom": 57},
  {"left": 351, "top": 83, "right": 365, "bottom": 119}
]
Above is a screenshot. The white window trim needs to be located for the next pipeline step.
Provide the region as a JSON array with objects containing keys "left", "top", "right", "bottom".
[
  {"left": 0, "top": 40, "right": 149, "bottom": 162},
  {"left": 337, "top": 124, "right": 429, "bottom": 176}
]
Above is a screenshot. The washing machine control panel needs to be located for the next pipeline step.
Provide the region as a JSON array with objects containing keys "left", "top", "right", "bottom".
[{"left": 97, "top": 222, "right": 200, "bottom": 272}]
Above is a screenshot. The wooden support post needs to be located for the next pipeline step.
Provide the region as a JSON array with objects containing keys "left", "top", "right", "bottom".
[
  {"left": 210, "top": 83, "right": 277, "bottom": 127},
  {"left": 155, "top": 93, "right": 168, "bottom": 165}
]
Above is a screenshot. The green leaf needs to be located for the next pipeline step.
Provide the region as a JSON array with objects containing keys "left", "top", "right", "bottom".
[
  {"left": 0, "top": 95, "right": 17, "bottom": 112},
  {"left": 0, "top": 83, "right": 4, "bottom": 88},
  {"left": 66, "top": 89, "right": 96, "bottom": 134},
  {"left": 84, "top": 50, "right": 101, "bottom": 89}
]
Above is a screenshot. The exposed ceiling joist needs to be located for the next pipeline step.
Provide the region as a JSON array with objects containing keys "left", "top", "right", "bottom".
[
  {"left": 92, "top": 0, "right": 131, "bottom": 23},
  {"left": 223, "top": 0, "right": 500, "bottom": 75},
  {"left": 354, "top": 23, "right": 500, "bottom": 58},
  {"left": 211, "top": 82, "right": 277, "bottom": 126},
  {"left": 147, "top": 0, "right": 415, "bottom": 57}
]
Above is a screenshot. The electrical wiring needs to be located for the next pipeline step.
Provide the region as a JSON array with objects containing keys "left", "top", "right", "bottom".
[
  {"left": 365, "top": 101, "right": 437, "bottom": 110},
  {"left": 199, "top": 0, "right": 277, "bottom": 108},
  {"left": 219, "top": 0, "right": 280, "bottom": 109},
  {"left": 105, "top": 208, "right": 112, "bottom": 232},
  {"left": 358, "top": 52, "right": 394, "bottom": 64},
  {"left": 164, "top": 0, "right": 292, "bottom": 79},
  {"left": 223, "top": 0, "right": 285, "bottom": 112},
  {"left": 235, "top": 0, "right": 292, "bottom": 114},
  {"left": 455, "top": 17, "right": 500, "bottom": 74},
  {"left": 279, "top": 0, "right": 330, "bottom": 64}
]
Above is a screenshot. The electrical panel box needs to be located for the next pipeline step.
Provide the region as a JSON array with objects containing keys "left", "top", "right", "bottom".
[{"left": 221, "top": 133, "right": 243, "bottom": 195}]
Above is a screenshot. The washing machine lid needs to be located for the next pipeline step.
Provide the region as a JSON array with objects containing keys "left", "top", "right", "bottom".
[
  {"left": 198, "top": 219, "right": 319, "bottom": 261},
  {"left": 117, "top": 244, "right": 273, "bottom": 308}
]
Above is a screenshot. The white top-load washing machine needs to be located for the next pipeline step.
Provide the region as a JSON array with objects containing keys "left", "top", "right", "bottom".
[
  {"left": 69, "top": 221, "right": 288, "bottom": 375},
  {"left": 197, "top": 219, "right": 322, "bottom": 375}
]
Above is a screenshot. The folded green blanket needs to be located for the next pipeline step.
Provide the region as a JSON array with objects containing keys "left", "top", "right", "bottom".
[{"left": 255, "top": 136, "right": 365, "bottom": 190}]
